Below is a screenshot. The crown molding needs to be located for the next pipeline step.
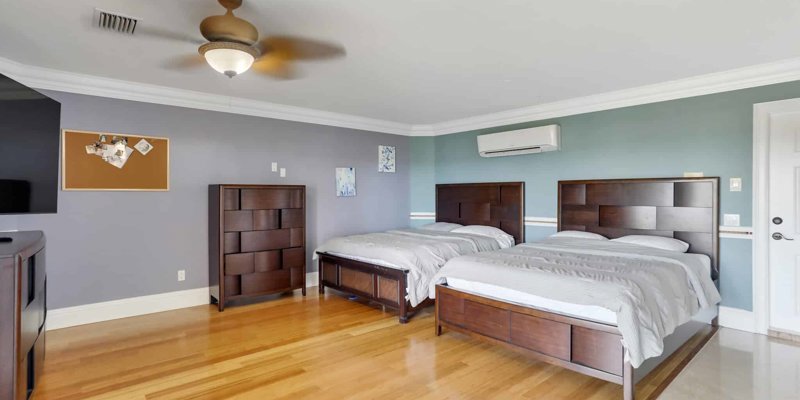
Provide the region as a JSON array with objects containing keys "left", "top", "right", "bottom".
[
  {"left": 411, "top": 57, "right": 800, "bottom": 136},
  {"left": 3, "top": 56, "right": 800, "bottom": 137},
  {"left": 0, "top": 56, "right": 414, "bottom": 136}
]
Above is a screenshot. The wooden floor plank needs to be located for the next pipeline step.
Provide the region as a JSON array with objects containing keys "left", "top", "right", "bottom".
[{"left": 34, "top": 290, "right": 713, "bottom": 400}]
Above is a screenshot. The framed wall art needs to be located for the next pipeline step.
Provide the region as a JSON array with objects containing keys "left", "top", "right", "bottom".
[
  {"left": 335, "top": 167, "right": 356, "bottom": 197},
  {"left": 378, "top": 145, "right": 396, "bottom": 173}
]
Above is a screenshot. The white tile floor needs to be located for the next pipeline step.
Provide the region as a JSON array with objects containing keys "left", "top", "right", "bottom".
[{"left": 659, "top": 328, "right": 800, "bottom": 400}]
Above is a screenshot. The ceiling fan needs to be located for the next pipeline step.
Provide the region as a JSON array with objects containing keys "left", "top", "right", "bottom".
[{"left": 156, "top": 0, "right": 346, "bottom": 79}]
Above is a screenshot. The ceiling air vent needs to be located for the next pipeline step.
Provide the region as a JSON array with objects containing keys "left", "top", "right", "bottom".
[{"left": 94, "top": 9, "right": 139, "bottom": 34}]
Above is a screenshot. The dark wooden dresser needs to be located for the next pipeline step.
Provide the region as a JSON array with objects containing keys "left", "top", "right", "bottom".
[
  {"left": 0, "top": 231, "right": 46, "bottom": 400},
  {"left": 209, "top": 185, "right": 306, "bottom": 310}
]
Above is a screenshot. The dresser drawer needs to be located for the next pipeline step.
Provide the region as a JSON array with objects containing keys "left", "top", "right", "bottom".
[
  {"left": 241, "top": 270, "right": 291, "bottom": 295},
  {"left": 224, "top": 253, "right": 254, "bottom": 275}
]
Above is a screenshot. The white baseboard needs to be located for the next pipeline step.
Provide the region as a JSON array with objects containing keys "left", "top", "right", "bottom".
[
  {"left": 47, "top": 287, "right": 210, "bottom": 331},
  {"left": 718, "top": 306, "right": 756, "bottom": 333},
  {"left": 306, "top": 272, "right": 319, "bottom": 288},
  {"left": 47, "top": 273, "right": 321, "bottom": 331}
]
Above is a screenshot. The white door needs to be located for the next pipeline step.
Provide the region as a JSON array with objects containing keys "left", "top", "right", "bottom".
[{"left": 769, "top": 112, "right": 800, "bottom": 334}]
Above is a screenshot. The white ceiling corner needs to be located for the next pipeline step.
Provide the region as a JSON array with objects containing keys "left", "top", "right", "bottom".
[
  {"left": 0, "top": 56, "right": 414, "bottom": 135},
  {"left": 417, "top": 57, "right": 800, "bottom": 136},
  {"left": 3, "top": 0, "right": 800, "bottom": 137},
  {"left": 5, "top": 55, "right": 800, "bottom": 137}
]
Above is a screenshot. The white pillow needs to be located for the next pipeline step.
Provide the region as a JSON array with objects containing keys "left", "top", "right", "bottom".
[
  {"left": 550, "top": 231, "right": 608, "bottom": 240},
  {"left": 419, "top": 222, "right": 463, "bottom": 232},
  {"left": 451, "top": 225, "right": 515, "bottom": 248},
  {"left": 611, "top": 235, "right": 689, "bottom": 253}
]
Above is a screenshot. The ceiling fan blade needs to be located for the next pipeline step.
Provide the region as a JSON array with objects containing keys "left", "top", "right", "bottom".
[
  {"left": 136, "top": 26, "right": 206, "bottom": 45},
  {"left": 251, "top": 54, "right": 298, "bottom": 79},
  {"left": 162, "top": 54, "right": 207, "bottom": 70},
  {"left": 257, "top": 36, "right": 346, "bottom": 62}
]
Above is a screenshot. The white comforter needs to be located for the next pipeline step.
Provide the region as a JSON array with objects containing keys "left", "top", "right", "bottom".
[
  {"left": 315, "top": 229, "right": 509, "bottom": 307},
  {"left": 429, "top": 237, "right": 721, "bottom": 367}
]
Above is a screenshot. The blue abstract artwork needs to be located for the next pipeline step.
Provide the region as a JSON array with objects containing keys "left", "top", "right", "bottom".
[
  {"left": 378, "top": 145, "right": 396, "bottom": 173},
  {"left": 336, "top": 167, "right": 356, "bottom": 197}
]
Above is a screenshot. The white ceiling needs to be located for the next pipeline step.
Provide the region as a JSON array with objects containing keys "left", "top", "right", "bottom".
[{"left": 2, "top": 0, "right": 800, "bottom": 125}]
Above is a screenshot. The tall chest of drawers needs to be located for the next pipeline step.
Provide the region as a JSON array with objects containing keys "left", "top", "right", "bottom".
[{"left": 209, "top": 185, "right": 306, "bottom": 310}]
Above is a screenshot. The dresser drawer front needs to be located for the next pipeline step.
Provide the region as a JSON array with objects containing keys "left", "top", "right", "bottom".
[
  {"left": 225, "top": 253, "right": 254, "bottom": 275},
  {"left": 241, "top": 270, "right": 291, "bottom": 295}
]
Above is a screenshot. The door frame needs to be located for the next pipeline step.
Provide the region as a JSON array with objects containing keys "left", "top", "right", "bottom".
[{"left": 753, "top": 98, "right": 800, "bottom": 335}]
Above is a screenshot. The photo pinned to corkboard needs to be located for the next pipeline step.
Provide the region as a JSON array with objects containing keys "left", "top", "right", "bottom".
[{"left": 62, "top": 129, "right": 170, "bottom": 191}]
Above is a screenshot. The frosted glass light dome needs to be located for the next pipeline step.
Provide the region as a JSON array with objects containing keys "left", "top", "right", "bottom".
[{"left": 203, "top": 48, "right": 255, "bottom": 78}]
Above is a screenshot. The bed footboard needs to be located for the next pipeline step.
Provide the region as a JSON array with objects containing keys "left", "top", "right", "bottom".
[
  {"left": 435, "top": 284, "right": 634, "bottom": 398},
  {"left": 317, "top": 252, "right": 432, "bottom": 323}
]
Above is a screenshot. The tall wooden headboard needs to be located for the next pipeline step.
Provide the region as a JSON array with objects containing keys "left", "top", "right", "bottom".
[
  {"left": 558, "top": 177, "right": 719, "bottom": 278},
  {"left": 436, "top": 182, "right": 525, "bottom": 244}
]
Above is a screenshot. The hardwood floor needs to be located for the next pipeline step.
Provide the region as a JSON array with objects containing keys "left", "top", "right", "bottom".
[{"left": 35, "top": 289, "right": 714, "bottom": 399}]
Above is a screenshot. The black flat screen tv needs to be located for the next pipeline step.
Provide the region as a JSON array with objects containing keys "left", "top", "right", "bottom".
[{"left": 0, "top": 73, "right": 61, "bottom": 214}]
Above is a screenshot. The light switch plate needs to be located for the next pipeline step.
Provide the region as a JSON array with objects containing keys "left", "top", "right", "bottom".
[
  {"left": 723, "top": 214, "right": 741, "bottom": 227},
  {"left": 271, "top": 162, "right": 278, "bottom": 172},
  {"left": 683, "top": 172, "right": 704, "bottom": 178},
  {"left": 280, "top": 168, "right": 286, "bottom": 178},
  {"left": 730, "top": 177, "right": 742, "bottom": 192}
]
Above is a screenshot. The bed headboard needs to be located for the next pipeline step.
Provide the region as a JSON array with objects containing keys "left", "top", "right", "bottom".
[
  {"left": 436, "top": 182, "right": 525, "bottom": 244},
  {"left": 558, "top": 177, "right": 719, "bottom": 278}
]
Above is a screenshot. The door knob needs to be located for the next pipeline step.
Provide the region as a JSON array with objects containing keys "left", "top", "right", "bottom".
[
  {"left": 773, "top": 232, "right": 794, "bottom": 241},
  {"left": 773, "top": 217, "right": 783, "bottom": 225}
]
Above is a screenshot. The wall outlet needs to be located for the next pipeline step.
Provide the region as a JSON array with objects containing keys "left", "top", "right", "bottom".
[
  {"left": 730, "top": 177, "right": 742, "bottom": 192},
  {"left": 280, "top": 168, "right": 286, "bottom": 178},
  {"left": 271, "top": 162, "right": 278, "bottom": 172},
  {"left": 177, "top": 269, "right": 186, "bottom": 282},
  {"left": 723, "top": 214, "right": 741, "bottom": 227},
  {"left": 683, "top": 172, "right": 704, "bottom": 178}
]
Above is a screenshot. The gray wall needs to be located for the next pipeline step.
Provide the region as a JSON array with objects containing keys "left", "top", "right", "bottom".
[{"left": 0, "top": 91, "right": 410, "bottom": 309}]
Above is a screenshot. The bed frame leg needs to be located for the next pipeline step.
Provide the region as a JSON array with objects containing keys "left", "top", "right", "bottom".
[
  {"left": 623, "top": 360, "right": 634, "bottom": 400},
  {"left": 399, "top": 300, "right": 409, "bottom": 324},
  {"left": 434, "top": 289, "right": 442, "bottom": 335},
  {"left": 317, "top": 261, "right": 325, "bottom": 295},
  {"left": 397, "top": 274, "right": 409, "bottom": 324}
]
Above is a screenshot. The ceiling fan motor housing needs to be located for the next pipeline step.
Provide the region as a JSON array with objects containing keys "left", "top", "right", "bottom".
[{"left": 199, "top": 12, "right": 258, "bottom": 45}]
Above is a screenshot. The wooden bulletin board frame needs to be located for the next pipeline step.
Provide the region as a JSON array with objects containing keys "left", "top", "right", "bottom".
[{"left": 62, "top": 129, "right": 170, "bottom": 191}]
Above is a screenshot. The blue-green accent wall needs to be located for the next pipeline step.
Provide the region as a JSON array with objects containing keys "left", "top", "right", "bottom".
[
  {"left": 410, "top": 136, "right": 436, "bottom": 229},
  {"left": 410, "top": 80, "right": 800, "bottom": 312}
]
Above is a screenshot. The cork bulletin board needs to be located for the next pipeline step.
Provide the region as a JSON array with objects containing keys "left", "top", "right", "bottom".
[{"left": 62, "top": 129, "right": 170, "bottom": 191}]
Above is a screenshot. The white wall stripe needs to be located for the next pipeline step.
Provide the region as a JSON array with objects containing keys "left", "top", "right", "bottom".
[{"left": 409, "top": 213, "right": 754, "bottom": 239}]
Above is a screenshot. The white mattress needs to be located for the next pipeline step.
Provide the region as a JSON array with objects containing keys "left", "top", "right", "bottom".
[{"left": 446, "top": 253, "right": 712, "bottom": 325}]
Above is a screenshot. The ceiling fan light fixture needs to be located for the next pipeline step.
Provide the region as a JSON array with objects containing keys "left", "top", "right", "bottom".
[{"left": 199, "top": 42, "right": 258, "bottom": 78}]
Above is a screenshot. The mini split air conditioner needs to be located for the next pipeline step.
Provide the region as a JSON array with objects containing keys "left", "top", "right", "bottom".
[{"left": 477, "top": 125, "right": 560, "bottom": 157}]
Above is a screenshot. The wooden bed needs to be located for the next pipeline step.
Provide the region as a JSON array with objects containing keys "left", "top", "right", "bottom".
[
  {"left": 317, "top": 181, "right": 524, "bottom": 323},
  {"left": 434, "top": 177, "right": 719, "bottom": 400}
]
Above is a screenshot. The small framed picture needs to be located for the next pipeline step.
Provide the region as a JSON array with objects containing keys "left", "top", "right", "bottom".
[
  {"left": 378, "top": 145, "right": 396, "bottom": 173},
  {"left": 134, "top": 138, "right": 154, "bottom": 155},
  {"left": 336, "top": 167, "right": 356, "bottom": 197}
]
